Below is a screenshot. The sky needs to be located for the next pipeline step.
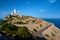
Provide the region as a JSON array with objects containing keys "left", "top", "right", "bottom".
[{"left": 0, "top": 0, "right": 60, "bottom": 18}]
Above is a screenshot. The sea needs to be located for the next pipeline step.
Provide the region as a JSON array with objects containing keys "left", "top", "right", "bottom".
[{"left": 42, "top": 18, "right": 60, "bottom": 29}]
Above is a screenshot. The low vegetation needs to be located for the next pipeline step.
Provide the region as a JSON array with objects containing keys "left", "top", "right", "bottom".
[
  {"left": 15, "top": 21, "right": 28, "bottom": 24},
  {"left": 33, "top": 28, "right": 37, "bottom": 32},
  {"left": 32, "top": 20, "right": 36, "bottom": 23},
  {"left": 0, "top": 21, "right": 34, "bottom": 40},
  {"left": 51, "top": 32, "right": 55, "bottom": 37},
  {"left": 45, "top": 34, "right": 49, "bottom": 38},
  {"left": 40, "top": 24, "right": 43, "bottom": 27}
]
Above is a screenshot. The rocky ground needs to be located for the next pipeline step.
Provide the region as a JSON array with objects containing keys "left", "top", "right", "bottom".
[{"left": 4, "top": 13, "right": 60, "bottom": 40}]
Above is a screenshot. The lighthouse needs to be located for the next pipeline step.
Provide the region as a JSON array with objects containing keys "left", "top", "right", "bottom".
[
  {"left": 13, "top": 9, "right": 17, "bottom": 14},
  {"left": 10, "top": 9, "right": 22, "bottom": 17}
]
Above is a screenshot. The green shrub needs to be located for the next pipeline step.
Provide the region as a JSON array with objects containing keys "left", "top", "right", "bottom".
[
  {"left": 32, "top": 20, "right": 36, "bottom": 23},
  {"left": 51, "top": 32, "right": 55, "bottom": 37},
  {"left": 33, "top": 28, "right": 37, "bottom": 32},
  {"left": 15, "top": 21, "right": 28, "bottom": 24},
  {"left": 45, "top": 34, "right": 49, "bottom": 38},
  {"left": 40, "top": 24, "right": 43, "bottom": 27},
  {"left": 16, "top": 26, "right": 32, "bottom": 38}
]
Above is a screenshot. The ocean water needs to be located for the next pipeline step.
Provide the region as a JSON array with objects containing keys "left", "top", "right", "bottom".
[{"left": 43, "top": 18, "right": 60, "bottom": 29}]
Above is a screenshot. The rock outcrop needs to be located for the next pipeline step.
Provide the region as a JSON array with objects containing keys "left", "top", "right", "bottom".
[{"left": 4, "top": 9, "right": 60, "bottom": 40}]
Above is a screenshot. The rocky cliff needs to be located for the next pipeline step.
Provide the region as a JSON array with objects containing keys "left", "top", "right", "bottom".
[{"left": 4, "top": 12, "right": 60, "bottom": 40}]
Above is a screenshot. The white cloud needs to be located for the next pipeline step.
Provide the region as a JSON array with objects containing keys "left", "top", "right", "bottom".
[
  {"left": 49, "top": 0, "right": 56, "bottom": 3},
  {"left": 40, "top": 9, "right": 45, "bottom": 12}
]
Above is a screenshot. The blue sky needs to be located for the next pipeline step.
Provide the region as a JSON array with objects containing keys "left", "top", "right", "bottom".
[{"left": 0, "top": 0, "right": 60, "bottom": 18}]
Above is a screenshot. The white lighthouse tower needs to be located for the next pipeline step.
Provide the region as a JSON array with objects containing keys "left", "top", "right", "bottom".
[
  {"left": 13, "top": 9, "right": 17, "bottom": 14},
  {"left": 12, "top": 9, "right": 22, "bottom": 17}
]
